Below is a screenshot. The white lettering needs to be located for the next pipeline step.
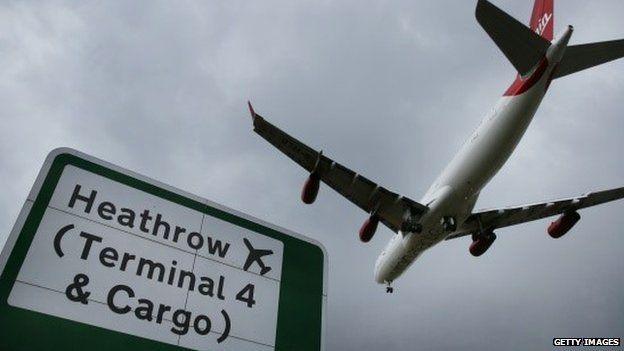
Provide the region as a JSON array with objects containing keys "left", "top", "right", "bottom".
[{"left": 535, "top": 13, "right": 552, "bottom": 36}]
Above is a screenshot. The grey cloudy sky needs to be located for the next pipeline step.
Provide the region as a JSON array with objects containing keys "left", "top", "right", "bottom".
[{"left": 1, "top": 0, "right": 623, "bottom": 349}]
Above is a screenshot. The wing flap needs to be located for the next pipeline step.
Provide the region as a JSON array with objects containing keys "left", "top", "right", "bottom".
[{"left": 251, "top": 110, "right": 318, "bottom": 172}]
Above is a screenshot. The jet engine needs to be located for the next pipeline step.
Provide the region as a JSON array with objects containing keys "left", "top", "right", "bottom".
[
  {"left": 359, "top": 215, "right": 380, "bottom": 243},
  {"left": 469, "top": 230, "right": 497, "bottom": 257},
  {"left": 301, "top": 173, "right": 320, "bottom": 204},
  {"left": 547, "top": 211, "right": 580, "bottom": 239}
]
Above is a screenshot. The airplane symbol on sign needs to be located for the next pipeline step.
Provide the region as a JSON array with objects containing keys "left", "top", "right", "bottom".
[{"left": 242, "top": 238, "right": 273, "bottom": 276}]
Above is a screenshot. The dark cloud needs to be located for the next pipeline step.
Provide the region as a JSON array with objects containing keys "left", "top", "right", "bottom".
[{"left": 1, "top": 0, "right": 623, "bottom": 349}]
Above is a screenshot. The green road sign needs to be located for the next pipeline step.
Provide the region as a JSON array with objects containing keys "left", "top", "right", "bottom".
[{"left": 0, "top": 148, "right": 326, "bottom": 351}]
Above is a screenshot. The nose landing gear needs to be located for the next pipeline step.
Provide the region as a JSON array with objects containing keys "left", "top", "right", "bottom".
[{"left": 385, "top": 282, "right": 394, "bottom": 294}]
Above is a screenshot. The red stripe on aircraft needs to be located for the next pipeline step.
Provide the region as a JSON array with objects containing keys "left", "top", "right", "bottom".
[{"left": 503, "top": 58, "right": 549, "bottom": 96}]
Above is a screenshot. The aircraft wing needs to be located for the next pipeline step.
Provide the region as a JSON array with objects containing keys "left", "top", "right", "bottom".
[
  {"left": 446, "top": 186, "right": 624, "bottom": 240},
  {"left": 248, "top": 102, "right": 427, "bottom": 233}
]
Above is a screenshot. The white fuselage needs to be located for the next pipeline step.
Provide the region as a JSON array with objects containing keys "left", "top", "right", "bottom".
[{"left": 374, "top": 26, "right": 574, "bottom": 285}]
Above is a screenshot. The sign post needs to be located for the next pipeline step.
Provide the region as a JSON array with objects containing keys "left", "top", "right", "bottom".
[{"left": 0, "top": 148, "right": 326, "bottom": 350}]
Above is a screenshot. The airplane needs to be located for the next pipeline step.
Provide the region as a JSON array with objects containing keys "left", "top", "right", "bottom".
[
  {"left": 242, "top": 238, "right": 273, "bottom": 276},
  {"left": 248, "top": 0, "right": 624, "bottom": 293}
]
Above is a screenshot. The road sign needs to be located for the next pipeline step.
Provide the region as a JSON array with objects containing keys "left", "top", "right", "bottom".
[{"left": 0, "top": 148, "right": 326, "bottom": 351}]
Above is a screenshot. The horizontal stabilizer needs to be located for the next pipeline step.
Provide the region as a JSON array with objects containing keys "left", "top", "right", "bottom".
[
  {"left": 476, "top": 0, "right": 551, "bottom": 76},
  {"left": 554, "top": 39, "right": 624, "bottom": 78}
]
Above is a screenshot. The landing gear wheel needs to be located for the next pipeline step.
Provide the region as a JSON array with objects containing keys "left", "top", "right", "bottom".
[
  {"left": 441, "top": 216, "right": 457, "bottom": 232},
  {"left": 386, "top": 283, "right": 394, "bottom": 294}
]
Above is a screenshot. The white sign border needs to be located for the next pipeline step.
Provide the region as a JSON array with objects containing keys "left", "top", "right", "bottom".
[{"left": 0, "top": 147, "right": 328, "bottom": 350}]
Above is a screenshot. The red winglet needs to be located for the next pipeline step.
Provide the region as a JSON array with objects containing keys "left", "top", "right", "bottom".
[{"left": 247, "top": 100, "right": 257, "bottom": 120}]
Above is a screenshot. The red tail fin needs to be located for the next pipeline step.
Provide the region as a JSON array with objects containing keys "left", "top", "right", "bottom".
[{"left": 529, "top": 0, "right": 554, "bottom": 41}]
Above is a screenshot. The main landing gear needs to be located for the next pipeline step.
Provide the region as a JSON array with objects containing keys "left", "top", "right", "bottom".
[{"left": 441, "top": 216, "right": 457, "bottom": 232}]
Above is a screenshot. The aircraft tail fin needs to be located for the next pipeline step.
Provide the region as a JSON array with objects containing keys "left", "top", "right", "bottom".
[
  {"left": 476, "top": 0, "right": 551, "bottom": 76},
  {"left": 554, "top": 39, "right": 624, "bottom": 78},
  {"left": 529, "top": 0, "right": 554, "bottom": 41}
]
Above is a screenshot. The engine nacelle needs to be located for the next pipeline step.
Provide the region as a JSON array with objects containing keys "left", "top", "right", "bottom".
[
  {"left": 359, "top": 215, "right": 380, "bottom": 243},
  {"left": 301, "top": 173, "right": 320, "bottom": 204},
  {"left": 547, "top": 211, "right": 581, "bottom": 239},
  {"left": 469, "top": 231, "right": 497, "bottom": 257}
]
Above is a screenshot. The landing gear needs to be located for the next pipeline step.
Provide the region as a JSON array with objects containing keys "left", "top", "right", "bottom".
[
  {"left": 401, "top": 208, "right": 423, "bottom": 234},
  {"left": 441, "top": 216, "right": 457, "bottom": 232},
  {"left": 401, "top": 219, "right": 422, "bottom": 234},
  {"left": 386, "top": 282, "right": 394, "bottom": 294}
]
